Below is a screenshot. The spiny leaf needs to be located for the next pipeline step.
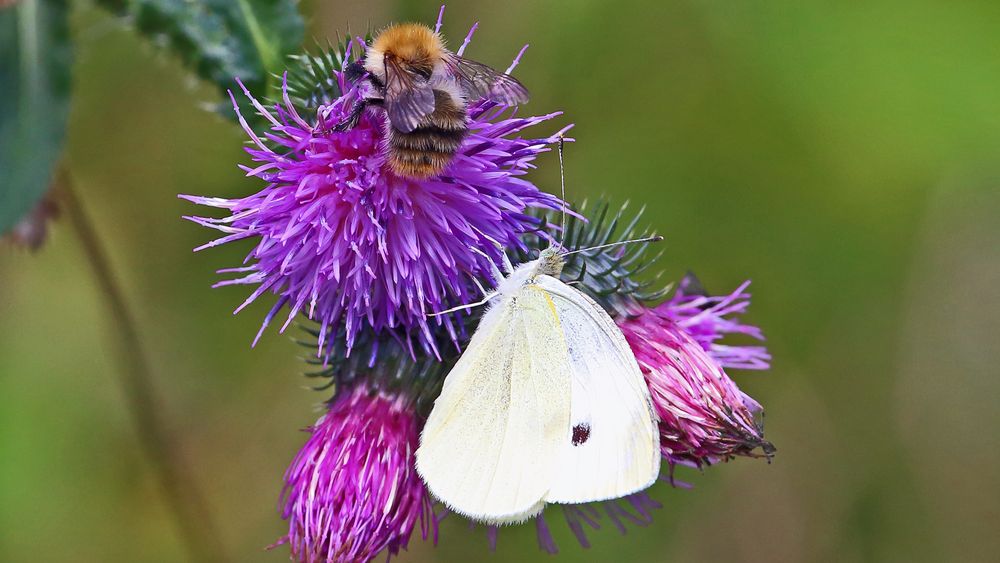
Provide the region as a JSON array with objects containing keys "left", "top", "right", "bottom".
[
  {"left": 0, "top": 0, "right": 72, "bottom": 234},
  {"left": 95, "top": 0, "right": 304, "bottom": 105}
]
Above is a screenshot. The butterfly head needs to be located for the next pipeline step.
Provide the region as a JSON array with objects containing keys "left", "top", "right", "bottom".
[{"left": 534, "top": 246, "right": 565, "bottom": 278}]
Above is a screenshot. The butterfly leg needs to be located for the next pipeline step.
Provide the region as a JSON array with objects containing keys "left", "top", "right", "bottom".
[
  {"left": 471, "top": 276, "right": 490, "bottom": 298},
  {"left": 429, "top": 293, "right": 498, "bottom": 317},
  {"left": 500, "top": 250, "right": 515, "bottom": 275},
  {"left": 470, "top": 247, "right": 506, "bottom": 285},
  {"left": 470, "top": 228, "right": 509, "bottom": 275}
]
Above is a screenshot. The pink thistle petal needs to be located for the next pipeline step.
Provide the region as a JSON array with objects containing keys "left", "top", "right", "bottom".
[{"left": 660, "top": 274, "right": 771, "bottom": 370}]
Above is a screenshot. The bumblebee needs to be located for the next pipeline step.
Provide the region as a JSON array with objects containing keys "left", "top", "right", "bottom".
[{"left": 338, "top": 23, "right": 530, "bottom": 178}]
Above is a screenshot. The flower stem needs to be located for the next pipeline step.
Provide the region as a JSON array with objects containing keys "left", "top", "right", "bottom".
[{"left": 60, "top": 170, "right": 229, "bottom": 563}]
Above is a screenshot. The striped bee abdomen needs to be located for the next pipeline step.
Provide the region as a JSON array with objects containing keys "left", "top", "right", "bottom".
[{"left": 387, "top": 90, "right": 469, "bottom": 178}]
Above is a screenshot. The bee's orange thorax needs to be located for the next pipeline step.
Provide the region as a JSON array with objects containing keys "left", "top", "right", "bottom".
[{"left": 372, "top": 23, "right": 445, "bottom": 66}]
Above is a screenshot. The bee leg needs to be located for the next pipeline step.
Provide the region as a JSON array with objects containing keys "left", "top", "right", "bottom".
[
  {"left": 344, "top": 61, "right": 366, "bottom": 83},
  {"left": 332, "top": 100, "right": 369, "bottom": 132}
]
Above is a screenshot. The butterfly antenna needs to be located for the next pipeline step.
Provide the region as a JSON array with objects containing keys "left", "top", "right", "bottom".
[
  {"left": 561, "top": 235, "right": 664, "bottom": 256},
  {"left": 557, "top": 135, "right": 567, "bottom": 249}
]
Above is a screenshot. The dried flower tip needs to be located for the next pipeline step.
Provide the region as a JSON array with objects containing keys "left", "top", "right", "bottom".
[{"left": 3, "top": 194, "right": 59, "bottom": 252}]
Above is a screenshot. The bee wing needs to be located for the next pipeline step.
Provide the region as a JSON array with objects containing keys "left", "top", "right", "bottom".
[
  {"left": 446, "top": 54, "right": 530, "bottom": 106},
  {"left": 384, "top": 56, "right": 436, "bottom": 133}
]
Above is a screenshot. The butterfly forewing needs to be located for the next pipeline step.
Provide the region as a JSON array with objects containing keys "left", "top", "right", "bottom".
[
  {"left": 416, "top": 285, "right": 572, "bottom": 524},
  {"left": 535, "top": 275, "right": 661, "bottom": 504}
]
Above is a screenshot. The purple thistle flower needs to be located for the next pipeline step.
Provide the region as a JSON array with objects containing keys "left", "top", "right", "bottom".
[
  {"left": 278, "top": 385, "right": 434, "bottom": 563},
  {"left": 181, "top": 36, "right": 565, "bottom": 359},
  {"left": 618, "top": 305, "right": 773, "bottom": 468},
  {"left": 660, "top": 273, "right": 771, "bottom": 370}
]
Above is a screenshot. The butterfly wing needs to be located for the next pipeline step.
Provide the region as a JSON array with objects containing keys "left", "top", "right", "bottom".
[
  {"left": 535, "top": 275, "right": 661, "bottom": 504},
  {"left": 416, "top": 285, "right": 572, "bottom": 524}
]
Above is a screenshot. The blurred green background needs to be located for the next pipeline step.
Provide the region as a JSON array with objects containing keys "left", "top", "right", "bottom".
[{"left": 2, "top": 0, "right": 999, "bottom": 561}]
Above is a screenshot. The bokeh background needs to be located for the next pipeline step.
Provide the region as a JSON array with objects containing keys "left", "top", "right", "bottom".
[{"left": 2, "top": 1, "right": 999, "bottom": 561}]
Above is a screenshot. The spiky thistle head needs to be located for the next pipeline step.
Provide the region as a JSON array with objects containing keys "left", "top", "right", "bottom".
[
  {"left": 278, "top": 384, "right": 435, "bottom": 563},
  {"left": 279, "top": 36, "right": 368, "bottom": 119},
  {"left": 618, "top": 303, "right": 773, "bottom": 468}
]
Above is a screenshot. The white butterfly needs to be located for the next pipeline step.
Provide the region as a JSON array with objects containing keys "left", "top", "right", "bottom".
[{"left": 415, "top": 244, "right": 661, "bottom": 525}]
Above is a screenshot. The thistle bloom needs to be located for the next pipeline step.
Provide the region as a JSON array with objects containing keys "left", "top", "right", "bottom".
[
  {"left": 618, "top": 303, "right": 772, "bottom": 468},
  {"left": 181, "top": 40, "right": 564, "bottom": 359},
  {"left": 660, "top": 274, "right": 771, "bottom": 370},
  {"left": 279, "top": 385, "right": 434, "bottom": 563}
]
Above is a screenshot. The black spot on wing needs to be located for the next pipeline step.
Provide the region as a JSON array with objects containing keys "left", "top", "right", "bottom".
[{"left": 572, "top": 423, "right": 591, "bottom": 446}]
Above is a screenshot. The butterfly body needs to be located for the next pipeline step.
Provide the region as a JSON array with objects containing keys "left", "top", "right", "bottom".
[{"left": 416, "top": 248, "right": 660, "bottom": 524}]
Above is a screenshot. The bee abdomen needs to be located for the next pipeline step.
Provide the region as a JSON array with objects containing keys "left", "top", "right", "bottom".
[
  {"left": 387, "top": 146, "right": 457, "bottom": 178},
  {"left": 387, "top": 129, "right": 467, "bottom": 178},
  {"left": 387, "top": 91, "right": 469, "bottom": 178},
  {"left": 391, "top": 125, "right": 467, "bottom": 153}
]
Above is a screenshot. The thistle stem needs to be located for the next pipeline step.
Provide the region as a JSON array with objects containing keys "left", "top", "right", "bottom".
[{"left": 61, "top": 171, "right": 229, "bottom": 563}]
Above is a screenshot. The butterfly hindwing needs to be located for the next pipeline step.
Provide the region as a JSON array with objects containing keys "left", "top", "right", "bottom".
[{"left": 535, "top": 275, "right": 661, "bottom": 504}]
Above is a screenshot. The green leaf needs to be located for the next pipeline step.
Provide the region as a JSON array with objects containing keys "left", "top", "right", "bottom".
[
  {"left": 98, "top": 0, "right": 304, "bottom": 100},
  {"left": 0, "top": 0, "right": 72, "bottom": 234}
]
